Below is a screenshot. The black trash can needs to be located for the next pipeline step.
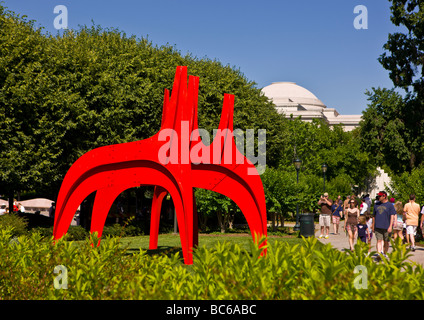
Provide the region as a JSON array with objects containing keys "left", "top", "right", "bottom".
[{"left": 299, "top": 213, "right": 315, "bottom": 238}]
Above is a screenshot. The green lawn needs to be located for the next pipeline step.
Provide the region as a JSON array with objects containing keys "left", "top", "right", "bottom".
[{"left": 119, "top": 233, "right": 305, "bottom": 257}]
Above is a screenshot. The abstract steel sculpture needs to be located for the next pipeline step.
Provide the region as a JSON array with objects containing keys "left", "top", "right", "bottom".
[{"left": 53, "top": 66, "right": 267, "bottom": 265}]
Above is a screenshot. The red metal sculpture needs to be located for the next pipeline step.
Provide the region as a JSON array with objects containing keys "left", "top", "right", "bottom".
[{"left": 53, "top": 66, "right": 267, "bottom": 265}]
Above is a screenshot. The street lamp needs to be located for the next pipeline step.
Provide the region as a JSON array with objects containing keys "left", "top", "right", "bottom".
[
  {"left": 293, "top": 158, "right": 302, "bottom": 231},
  {"left": 322, "top": 163, "right": 328, "bottom": 193}
]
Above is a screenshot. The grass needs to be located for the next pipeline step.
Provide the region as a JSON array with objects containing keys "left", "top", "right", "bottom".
[{"left": 119, "top": 232, "right": 307, "bottom": 258}]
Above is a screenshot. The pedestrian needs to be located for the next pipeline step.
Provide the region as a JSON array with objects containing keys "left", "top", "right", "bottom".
[
  {"left": 344, "top": 199, "right": 360, "bottom": 251},
  {"left": 49, "top": 202, "right": 56, "bottom": 219},
  {"left": 357, "top": 215, "right": 370, "bottom": 244},
  {"left": 392, "top": 201, "right": 404, "bottom": 242},
  {"left": 318, "top": 192, "right": 333, "bottom": 239},
  {"left": 364, "top": 194, "right": 372, "bottom": 214},
  {"left": 331, "top": 198, "right": 343, "bottom": 235},
  {"left": 344, "top": 195, "right": 351, "bottom": 212},
  {"left": 365, "top": 213, "right": 373, "bottom": 252},
  {"left": 404, "top": 194, "right": 420, "bottom": 252},
  {"left": 18, "top": 203, "right": 25, "bottom": 213},
  {"left": 13, "top": 199, "right": 18, "bottom": 213},
  {"left": 0, "top": 205, "right": 6, "bottom": 215},
  {"left": 360, "top": 197, "right": 368, "bottom": 215},
  {"left": 372, "top": 191, "right": 396, "bottom": 259},
  {"left": 421, "top": 204, "right": 424, "bottom": 234}
]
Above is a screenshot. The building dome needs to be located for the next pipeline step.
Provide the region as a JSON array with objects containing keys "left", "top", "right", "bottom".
[
  {"left": 261, "top": 82, "right": 326, "bottom": 109},
  {"left": 261, "top": 81, "right": 362, "bottom": 132}
]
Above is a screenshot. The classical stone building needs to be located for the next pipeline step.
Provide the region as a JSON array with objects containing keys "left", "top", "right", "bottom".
[
  {"left": 261, "top": 81, "right": 362, "bottom": 131},
  {"left": 261, "top": 81, "right": 390, "bottom": 198}
]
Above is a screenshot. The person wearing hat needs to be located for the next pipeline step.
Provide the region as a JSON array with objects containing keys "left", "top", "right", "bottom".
[
  {"left": 372, "top": 191, "right": 396, "bottom": 259},
  {"left": 318, "top": 192, "right": 333, "bottom": 239}
]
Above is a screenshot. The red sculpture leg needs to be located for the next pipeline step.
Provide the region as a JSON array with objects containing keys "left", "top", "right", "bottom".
[
  {"left": 90, "top": 187, "right": 120, "bottom": 239},
  {"left": 149, "top": 186, "right": 168, "bottom": 250},
  {"left": 149, "top": 187, "right": 199, "bottom": 250},
  {"left": 192, "top": 189, "right": 199, "bottom": 248}
]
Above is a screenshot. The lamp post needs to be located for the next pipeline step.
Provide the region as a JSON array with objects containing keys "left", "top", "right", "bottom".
[
  {"left": 293, "top": 158, "right": 302, "bottom": 231},
  {"left": 322, "top": 163, "right": 327, "bottom": 193}
]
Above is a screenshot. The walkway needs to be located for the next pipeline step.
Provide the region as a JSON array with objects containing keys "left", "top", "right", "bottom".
[{"left": 314, "top": 220, "right": 424, "bottom": 266}]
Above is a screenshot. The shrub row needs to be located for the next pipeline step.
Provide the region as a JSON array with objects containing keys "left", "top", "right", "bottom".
[
  {"left": 0, "top": 214, "right": 145, "bottom": 240},
  {"left": 1, "top": 226, "right": 424, "bottom": 300}
]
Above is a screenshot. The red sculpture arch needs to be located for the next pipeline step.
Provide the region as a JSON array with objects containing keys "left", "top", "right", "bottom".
[{"left": 53, "top": 66, "right": 267, "bottom": 264}]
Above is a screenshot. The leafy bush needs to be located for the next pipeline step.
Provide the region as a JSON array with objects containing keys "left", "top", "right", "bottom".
[
  {"left": 102, "top": 217, "right": 145, "bottom": 238},
  {"left": 66, "top": 226, "right": 90, "bottom": 241},
  {"left": 30, "top": 226, "right": 53, "bottom": 239},
  {"left": 0, "top": 228, "right": 423, "bottom": 300},
  {"left": 0, "top": 214, "right": 28, "bottom": 237}
]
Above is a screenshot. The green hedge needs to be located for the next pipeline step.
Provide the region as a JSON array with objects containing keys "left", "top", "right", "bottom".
[
  {"left": 0, "top": 213, "right": 147, "bottom": 241},
  {"left": 0, "top": 227, "right": 423, "bottom": 299}
]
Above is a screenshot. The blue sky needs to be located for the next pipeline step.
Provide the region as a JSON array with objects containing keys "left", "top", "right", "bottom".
[{"left": 2, "top": 0, "right": 404, "bottom": 115}]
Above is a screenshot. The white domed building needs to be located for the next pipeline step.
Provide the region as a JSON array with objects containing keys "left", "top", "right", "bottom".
[{"left": 261, "top": 82, "right": 362, "bottom": 132}]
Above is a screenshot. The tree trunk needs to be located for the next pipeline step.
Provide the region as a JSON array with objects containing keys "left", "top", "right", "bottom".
[
  {"left": 198, "top": 212, "right": 208, "bottom": 231},
  {"left": 8, "top": 190, "right": 14, "bottom": 213},
  {"left": 217, "top": 211, "right": 226, "bottom": 233},
  {"left": 228, "top": 212, "right": 234, "bottom": 230}
]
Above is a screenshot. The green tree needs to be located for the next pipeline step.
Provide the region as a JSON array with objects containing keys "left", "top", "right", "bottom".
[
  {"left": 359, "top": 88, "right": 415, "bottom": 174},
  {"left": 388, "top": 164, "right": 424, "bottom": 204},
  {"left": 0, "top": 6, "right": 48, "bottom": 207},
  {"left": 261, "top": 166, "right": 300, "bottom": 228},
  {"left": 360, "top": 0, "right": 424, "bottom": 174},
  {"left": 283, "top": 117, "right": 375, "bottom": 192},
  {"left": 379, "top": 0, "right": 424, "bottom": 98},
  {"left": 194, "top": 188, "right": 236, "bottom": 233}
]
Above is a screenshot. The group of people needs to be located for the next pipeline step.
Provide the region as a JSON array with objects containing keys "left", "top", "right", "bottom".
[
  {"left": 0, "top": 199, "right": 25, "bottom": 215},
  {"left": 317, "top": 191, "right": 424, "bottom": 257}
]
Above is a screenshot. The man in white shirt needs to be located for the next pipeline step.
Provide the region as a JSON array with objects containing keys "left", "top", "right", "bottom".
[
  {"left": 0, "top": 205, "right": 6, "bottom": 215},
  {"left": 360, "top": 197, "right": 368, "bottom": 215}
]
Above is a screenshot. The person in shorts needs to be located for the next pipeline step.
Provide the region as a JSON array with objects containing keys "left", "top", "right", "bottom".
[
  {"left": 318, "top": 193, "right": 333, "bottom": 239},
  {"left": 404, "top": 194, "right": 420, "bottom": 252},
  {"left": 331, "top": 198, "right": 343, "bottom": 235},
  {"left": 392, "top": 201, "right": 404, "bottom": 242},
  {"left": 372, "top": 191, "right": 396, "bottom": 258}
]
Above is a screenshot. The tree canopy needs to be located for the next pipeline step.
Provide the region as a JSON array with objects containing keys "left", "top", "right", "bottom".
[{"left": 360, "top": 0, "right": 424, "bottom": 174}]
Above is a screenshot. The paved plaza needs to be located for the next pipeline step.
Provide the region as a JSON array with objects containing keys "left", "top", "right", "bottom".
[{"left": 313, "top": 220, "right": 424, "bottom": 266}]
